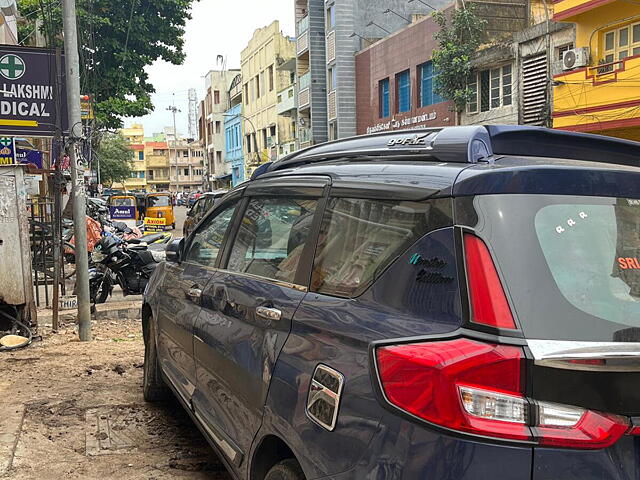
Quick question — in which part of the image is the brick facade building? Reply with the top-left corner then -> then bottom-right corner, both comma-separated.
355,14 -> 456,136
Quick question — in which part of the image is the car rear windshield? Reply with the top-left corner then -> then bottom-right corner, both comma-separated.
465,194 -> 640,342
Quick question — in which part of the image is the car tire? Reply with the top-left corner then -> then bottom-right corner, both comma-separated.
264,459 -> 305,480
143,319 -> 169,402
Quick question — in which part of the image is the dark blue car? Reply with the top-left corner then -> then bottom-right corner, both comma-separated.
142,125 -> 640,480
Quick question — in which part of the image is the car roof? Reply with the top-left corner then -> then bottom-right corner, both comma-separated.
233,126 -> 640,199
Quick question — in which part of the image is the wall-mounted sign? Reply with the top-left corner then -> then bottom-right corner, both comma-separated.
15,148 -> 43,169
0,45 -> 68,136
0,136 -> 15,165
366,111 -> 439,135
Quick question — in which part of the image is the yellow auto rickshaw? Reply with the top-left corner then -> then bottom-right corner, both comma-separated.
108,195 -> 139,222
144,192 -> 175,230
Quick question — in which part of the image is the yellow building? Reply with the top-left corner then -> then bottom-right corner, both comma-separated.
144,141 -> 171,192
553,0 -> 640,140
241,21 -> 296,179
117,124 -> 147,191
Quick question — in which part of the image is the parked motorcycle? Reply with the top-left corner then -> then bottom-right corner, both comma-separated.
88,235 -> 166,304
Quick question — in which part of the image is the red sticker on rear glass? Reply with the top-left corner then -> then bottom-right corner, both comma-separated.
618,257 -> 640,269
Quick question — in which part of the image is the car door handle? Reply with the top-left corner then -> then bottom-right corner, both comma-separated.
256,306 -> 282,321
187,288 -> 202,302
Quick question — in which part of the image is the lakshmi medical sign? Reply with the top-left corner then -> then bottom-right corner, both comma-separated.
0,45 -> 68,136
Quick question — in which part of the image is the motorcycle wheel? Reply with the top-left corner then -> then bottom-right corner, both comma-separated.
90,274 -> 112,304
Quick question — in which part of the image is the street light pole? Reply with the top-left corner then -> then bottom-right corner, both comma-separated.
167,103 -> 181,192
62,0 -> 91,341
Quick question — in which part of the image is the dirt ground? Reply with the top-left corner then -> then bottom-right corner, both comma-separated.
0,317 -> 231,479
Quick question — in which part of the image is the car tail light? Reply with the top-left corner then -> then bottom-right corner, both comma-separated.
376,338 -> 531,441
376,338 -> 631,449
464,234 -> 517,330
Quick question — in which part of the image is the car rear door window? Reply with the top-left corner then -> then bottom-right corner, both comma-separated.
185,201 -> 238,267
226,197 -> 318,284
311,198 -> 451,298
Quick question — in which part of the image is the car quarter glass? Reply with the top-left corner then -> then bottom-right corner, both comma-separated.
311,197 -> 452,297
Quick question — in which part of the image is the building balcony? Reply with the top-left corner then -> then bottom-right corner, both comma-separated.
298,15 -> 309,34
277,86 -> 297,116
298,72 -> 310,110
553,55 -> 640,135
299,127 -> 312,146
297,17 -> 309,56
328,90 -> 337,121
146,156 -> 169,168
326,30 -> 336,63
553,0 -> 616,20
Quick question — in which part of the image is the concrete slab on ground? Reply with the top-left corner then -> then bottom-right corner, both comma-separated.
0,404 -> 25,475
37,299 -> 142,326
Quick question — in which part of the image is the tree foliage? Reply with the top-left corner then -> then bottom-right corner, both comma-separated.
17,0 -> 197,129
97,132 -> 133,186
431,5 -> 486,116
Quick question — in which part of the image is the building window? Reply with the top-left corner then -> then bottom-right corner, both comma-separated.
214,90 -> 220,104
182,150 -> 189,157
418,61 -> 443,107
255,75 -> 261,98
329,121 -> 338,140
244,84 -> 249,105
215,121 -> 221,134
396,70 -> 411,113
328,67 -> 337,91
139,172 -> 145,178
326,5 -> 335,30
268,65 -> 274,91
138,151 -> 144,161
602,22 -> 640,70
184,168 -> 189,176
216,151 -> 222,163
556,43 -> 574,61
468,65 -> 512,114
379,78 -> 390,118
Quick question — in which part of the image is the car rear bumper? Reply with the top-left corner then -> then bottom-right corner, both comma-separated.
310,415 -> 533,480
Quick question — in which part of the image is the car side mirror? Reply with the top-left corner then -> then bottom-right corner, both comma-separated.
166,238 -> 184,264
186,208 -> 194,217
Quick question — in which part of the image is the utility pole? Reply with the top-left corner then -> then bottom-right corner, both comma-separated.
62,0 -> 92,341
167,102 -> 181,192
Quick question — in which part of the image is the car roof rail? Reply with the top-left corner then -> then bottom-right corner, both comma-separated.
254,125 -> 640,178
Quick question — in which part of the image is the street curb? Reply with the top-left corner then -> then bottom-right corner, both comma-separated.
37,301 -> 142,325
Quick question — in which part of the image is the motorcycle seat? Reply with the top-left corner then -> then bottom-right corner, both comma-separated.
129,233 -> 164,244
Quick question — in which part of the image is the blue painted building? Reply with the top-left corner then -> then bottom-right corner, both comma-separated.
224,103 -> 244,186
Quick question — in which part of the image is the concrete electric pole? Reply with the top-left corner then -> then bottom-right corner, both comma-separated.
167,102 -> 181,191
62,0 -> 92,341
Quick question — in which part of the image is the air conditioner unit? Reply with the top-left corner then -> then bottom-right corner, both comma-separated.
562,47 -> 590,71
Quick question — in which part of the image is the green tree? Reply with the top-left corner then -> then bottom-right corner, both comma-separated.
431,5 -> 486,122
17,0 -> 197,129
97,132 -> 133,186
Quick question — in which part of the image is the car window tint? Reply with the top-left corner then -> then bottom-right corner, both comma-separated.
185,201 -> 238,267
312,198 -> 450,298
227,197 -> 318,284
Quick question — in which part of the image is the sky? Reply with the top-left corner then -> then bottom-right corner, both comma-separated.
125,0 -> 295,138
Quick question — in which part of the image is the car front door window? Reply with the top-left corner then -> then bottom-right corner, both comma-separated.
186,201 -> 238,267
226,197 -> 318,284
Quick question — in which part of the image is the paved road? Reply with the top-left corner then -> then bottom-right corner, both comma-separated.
173,205 -> 188,238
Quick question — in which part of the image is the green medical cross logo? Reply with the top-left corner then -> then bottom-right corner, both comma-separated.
0,138 -> 12,148
0,54 -> 25,80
